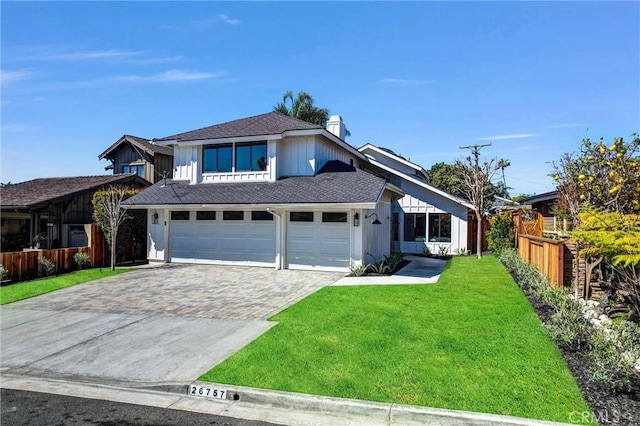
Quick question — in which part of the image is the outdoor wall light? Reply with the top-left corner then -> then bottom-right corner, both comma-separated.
365,212 -> 382,225
353,213 -> 360,227
152,212 -> 159,224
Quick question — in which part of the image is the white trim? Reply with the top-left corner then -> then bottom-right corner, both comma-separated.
128,202 -> 378,210
170,258 -> 276,268
359,143 -> 428,178
157,129 -> 368,162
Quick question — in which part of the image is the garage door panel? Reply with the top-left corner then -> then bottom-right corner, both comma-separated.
169,213 -> 275,265
287,216 -> 350,270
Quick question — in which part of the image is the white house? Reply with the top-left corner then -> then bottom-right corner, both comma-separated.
358,144 -> 473,256
125,112 -> 404,272
125,112 -> 473,271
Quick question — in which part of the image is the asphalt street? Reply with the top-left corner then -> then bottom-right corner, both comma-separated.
0,388 -> 279,426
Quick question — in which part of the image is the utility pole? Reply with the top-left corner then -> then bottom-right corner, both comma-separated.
459,142 -> 492,259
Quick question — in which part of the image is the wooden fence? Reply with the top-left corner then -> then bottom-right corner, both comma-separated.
1,224 -> 105,282
517,235 -> 566,289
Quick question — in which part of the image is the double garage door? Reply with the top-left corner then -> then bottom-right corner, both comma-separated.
168,210 -> 351,270
169,211 -> 276,266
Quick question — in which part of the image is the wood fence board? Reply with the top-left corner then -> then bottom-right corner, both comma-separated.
1,225 -> 104,282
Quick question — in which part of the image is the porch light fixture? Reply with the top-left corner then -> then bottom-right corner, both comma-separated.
365,212 -> 382,225
353,213 -> 360,227
152,213 -> 159,224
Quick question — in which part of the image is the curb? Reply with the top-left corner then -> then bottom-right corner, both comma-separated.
0,374 -> 574,426
195,381 -> 574,426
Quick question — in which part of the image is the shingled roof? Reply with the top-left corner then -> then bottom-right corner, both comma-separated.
125,161 -> 399,207
155,112 -> 323,143
99,134 -> 173,160
0,174 -> 149,210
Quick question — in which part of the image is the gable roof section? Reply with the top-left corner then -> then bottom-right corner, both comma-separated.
155,112 -> 322,143
359,143 -> 429,180
98,134 -> 174,160
125,161 -> 402,208
365,155 -> 473,209
0,174 -> 149,210
522,191 -> 558,204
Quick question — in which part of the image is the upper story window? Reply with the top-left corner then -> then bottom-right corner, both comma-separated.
123,164 -> 144,177
203,144 -> 233,173
202,142 -> 267,173
236,142 -> 267,172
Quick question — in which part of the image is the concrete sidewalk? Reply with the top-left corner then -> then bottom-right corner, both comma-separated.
333,255 -> 447,285
0,374 -> 572,426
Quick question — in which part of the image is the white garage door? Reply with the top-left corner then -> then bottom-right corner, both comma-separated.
169,211 -> 276,266
287,211 -> 350,271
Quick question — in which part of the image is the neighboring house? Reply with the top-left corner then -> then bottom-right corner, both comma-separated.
0,174 -> 149,252
358,144 -> 473,255
125,112 -> 406,271
521,191 -> 564,232
99,134 -> 174,184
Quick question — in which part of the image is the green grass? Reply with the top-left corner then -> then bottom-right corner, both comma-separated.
201,255 -> 593,423
0,268 -> 132,305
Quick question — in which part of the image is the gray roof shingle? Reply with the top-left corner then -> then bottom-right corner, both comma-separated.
155,112 -> 322,143
125,161 -> 388,206
1,174 -> 149,210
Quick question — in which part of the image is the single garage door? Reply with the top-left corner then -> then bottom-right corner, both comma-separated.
287,211 -> 350,270
169,210 -> 276,266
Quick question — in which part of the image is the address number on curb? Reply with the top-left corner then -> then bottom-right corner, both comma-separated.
189,385 -> 227,399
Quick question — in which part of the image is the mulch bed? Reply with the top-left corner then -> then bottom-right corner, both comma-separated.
517,281 -> 640,425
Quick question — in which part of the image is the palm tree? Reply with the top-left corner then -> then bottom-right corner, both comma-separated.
274,91 -> 329,126
497,158 -> 511,192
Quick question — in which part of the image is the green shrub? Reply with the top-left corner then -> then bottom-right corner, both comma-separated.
370,260 -> 392,275
437,245 -> 449,256
37,257 -> 55,277
545,296 -> 594,350
73,252 -> 90,269
349,263 -> 368,277
423,246 -> 431,256
384,252 -> 405,272
0,264 -> 7,281
487,213 -> 515,254
588,321 -> 640,392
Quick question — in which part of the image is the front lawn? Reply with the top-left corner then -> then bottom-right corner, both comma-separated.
0,268 -> 132,305
201,255 -> 593,423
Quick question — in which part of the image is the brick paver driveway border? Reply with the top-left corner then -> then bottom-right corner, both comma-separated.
7,264 -> 345,320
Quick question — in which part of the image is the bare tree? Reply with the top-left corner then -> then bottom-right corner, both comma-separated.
92,186 -> 132,271
457,144 -> 502,259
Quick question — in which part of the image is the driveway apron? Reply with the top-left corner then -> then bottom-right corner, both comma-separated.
0,264 -> 343,387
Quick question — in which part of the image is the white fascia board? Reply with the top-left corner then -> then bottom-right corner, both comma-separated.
159,129 -> 329,148
383,182 -> 406,203
370,158 -> 474,209
125,202 -> 377,210
358,143 -> 427,176
154,139 -> 178,147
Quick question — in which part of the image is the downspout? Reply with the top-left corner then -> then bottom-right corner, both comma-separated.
266,208 -> 282,270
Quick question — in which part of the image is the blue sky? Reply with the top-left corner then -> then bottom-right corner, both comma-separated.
2,1 -> 638,196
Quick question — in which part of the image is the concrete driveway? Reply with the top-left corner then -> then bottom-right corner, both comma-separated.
0,265 -> 343,388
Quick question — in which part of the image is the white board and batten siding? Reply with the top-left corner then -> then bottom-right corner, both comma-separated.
362,193 -> 392,263
147,209 -> 167,261
395,180 -> 468,255
173,146 -> 200,183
